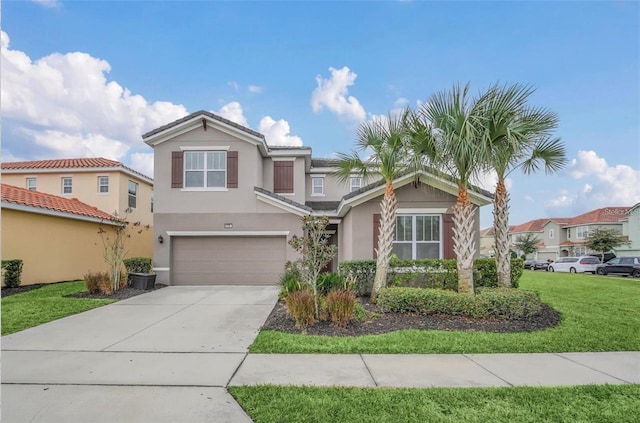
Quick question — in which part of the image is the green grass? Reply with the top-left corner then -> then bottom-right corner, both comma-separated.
230,384 -> 640,423
1,281 -> 115,335
250,272 -> 640,353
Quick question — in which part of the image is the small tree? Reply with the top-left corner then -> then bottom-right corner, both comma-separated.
288,215 -> 337,319
585,227 -> 628,262
513,233 -> 541,257
98,208 -> 150,292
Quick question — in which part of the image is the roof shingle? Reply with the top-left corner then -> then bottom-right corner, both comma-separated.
1,157 -> 152,181
1,184 -> 117,222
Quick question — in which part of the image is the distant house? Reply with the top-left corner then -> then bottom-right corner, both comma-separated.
1,158 -> 154,227
1,184 -> 131,285
617,203 -> 640,257
478,227 -> 495,257
510,206 -> 631,261
143,110 -> 493,286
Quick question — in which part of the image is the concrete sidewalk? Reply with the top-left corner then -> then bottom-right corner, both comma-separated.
230,351 -> 639,388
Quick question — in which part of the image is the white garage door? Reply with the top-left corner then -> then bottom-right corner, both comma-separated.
172,236 -> 286,285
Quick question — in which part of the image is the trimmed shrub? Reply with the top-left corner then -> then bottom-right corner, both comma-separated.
83,271 -> 112,295
337,260 -> 376,296
1,259 -> 24,288
376,287 -> 542,319
284,290 -> 316,330
123,257 -> 152,274
326,289 -> 356,328
339,258 -> 525,293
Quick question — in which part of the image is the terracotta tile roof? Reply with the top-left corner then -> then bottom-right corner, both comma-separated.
1,157 -> 152,182
1,184 -> 117,222
564,207 -> 630,226
510,218 -> 551,233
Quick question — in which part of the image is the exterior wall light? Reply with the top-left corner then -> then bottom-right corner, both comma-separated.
158,235 -> 164,244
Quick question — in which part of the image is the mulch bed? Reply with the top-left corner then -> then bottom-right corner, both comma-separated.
1,282 -> 166,300
262,299 -> 561,336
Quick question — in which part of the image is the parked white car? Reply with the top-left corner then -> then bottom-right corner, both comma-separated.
548,256 -> 601,274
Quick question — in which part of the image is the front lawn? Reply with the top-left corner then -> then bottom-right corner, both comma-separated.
230,384 -> 640,423
1,281 -> 115,335
250,271 -> 640,353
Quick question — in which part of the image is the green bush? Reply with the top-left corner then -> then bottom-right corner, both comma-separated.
284,290 -> 316,330
279,263 -> 304,298
339,258 -> 525,294
317,272 -> 350,294
123,257 -> 152,274
376,287 -> 542,319
326,289 -> 356,328
1,259 -> 24,288
83,271 -> 112,294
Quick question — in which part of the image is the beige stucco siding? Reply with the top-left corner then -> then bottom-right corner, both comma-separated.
1,209 -> 152,286
153,126 -> 265,214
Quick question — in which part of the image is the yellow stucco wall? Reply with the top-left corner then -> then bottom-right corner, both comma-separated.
1,208 -> 153,286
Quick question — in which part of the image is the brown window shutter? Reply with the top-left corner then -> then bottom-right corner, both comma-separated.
373,213 -> 381,259
227,151 -> 238,188
274,161 -> 294,193
443,213 -> 455,259
171,151 -> 184,188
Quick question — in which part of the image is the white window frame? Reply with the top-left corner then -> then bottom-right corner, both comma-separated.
62,177 -> 72,195
311,176 -> 324,196
350,177 -> 362,192
566,228 -> 571,239
98,176 -> 109,194
26,178 -> 36,191
392,214 -> 442,260
128,181 -> 138,209
577,226 -> 589,239
183,151 -> 227,190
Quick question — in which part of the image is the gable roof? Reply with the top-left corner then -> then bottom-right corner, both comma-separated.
1,183 -> 118,224
564,207 -> 630,226
142,110 -> 264,140
1,158 -> 153,184
510,217 -> 568,233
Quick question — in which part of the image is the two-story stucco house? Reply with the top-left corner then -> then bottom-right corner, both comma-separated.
143,110 -> 492,286
1,158 -> 154,227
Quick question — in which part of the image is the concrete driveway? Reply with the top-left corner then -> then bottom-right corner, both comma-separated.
1,285 -> 279,423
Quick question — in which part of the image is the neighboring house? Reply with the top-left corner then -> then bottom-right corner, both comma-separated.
609,203 -> 639,257
1,184 -> 134,285
1,158 -> 154,227
510,206 -> 631,261
143,110 -> 493,286
478,227 -> 495,258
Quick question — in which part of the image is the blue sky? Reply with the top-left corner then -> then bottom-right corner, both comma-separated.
2,0 -> 639,228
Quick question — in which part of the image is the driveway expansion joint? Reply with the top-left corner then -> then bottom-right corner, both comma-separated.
359,354 -> 379,387
462,354 -> 514,387
553,352 -> 634,384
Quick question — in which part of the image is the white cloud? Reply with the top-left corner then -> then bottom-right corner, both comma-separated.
130,152 -> 154,178
311,66 -> 366,121
473,170 -> 513,193
582,183 -> 592,194
524,195 -> 535,202
227,81 -> 240,91
216,101 -> 249,127
31,0 -> 60,8
394,97 -> 409,107
0,30 -> 188,164
546,193 -> 574,208
258,116 -> 303,146
248,85 -> 263,94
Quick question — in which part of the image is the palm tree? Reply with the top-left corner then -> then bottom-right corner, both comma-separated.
479,83 -> 567,288
417,84 -> 490,294
335,109 -> 424,300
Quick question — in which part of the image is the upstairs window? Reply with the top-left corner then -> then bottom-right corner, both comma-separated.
311,177 -> 324,196
350,177 -> 362,192
392,215 -> 441,259
26,178 -> 36,191
577,226 -> 589,239
548,229 -> 554,239
98,176 -> 109,193
566,228 -> 571,239
274,161 -> 294,194
128,181 -> 138,208
185,151 -> 226,188
62,177 -> 72,194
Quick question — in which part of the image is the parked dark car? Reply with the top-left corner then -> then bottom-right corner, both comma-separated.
595,256 -> 640,277
588,252 -> 616,263
523,259 -> 549,271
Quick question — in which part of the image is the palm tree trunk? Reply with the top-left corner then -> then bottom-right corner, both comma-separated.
494,178 -> 512,288
371,181 -> 397,301
453,184 -> 476,294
